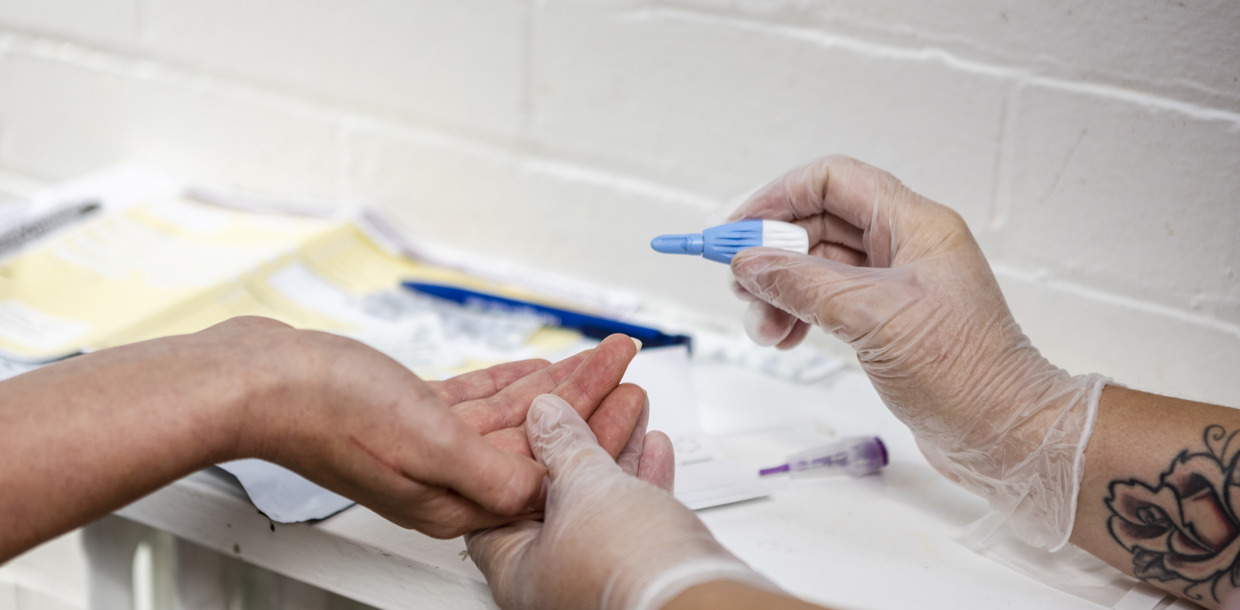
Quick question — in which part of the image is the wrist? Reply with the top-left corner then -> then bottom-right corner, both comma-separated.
223,327 -> 329,462
954,370 -> 1108,550
663,579 -> 822,610
59,330 -> 259,467
188,333 -> 275,464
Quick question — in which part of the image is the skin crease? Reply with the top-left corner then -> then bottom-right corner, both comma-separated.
0,315 -> 648,561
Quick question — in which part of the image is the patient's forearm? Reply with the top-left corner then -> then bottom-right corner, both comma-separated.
1072,386 -> 1240,609
0,332 -> 248,561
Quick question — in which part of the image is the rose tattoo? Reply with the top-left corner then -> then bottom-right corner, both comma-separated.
1107,425 -> 1240,603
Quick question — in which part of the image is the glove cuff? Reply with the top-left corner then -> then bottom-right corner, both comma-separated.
1007,373 -> 1109,550
623,558 -> 780,610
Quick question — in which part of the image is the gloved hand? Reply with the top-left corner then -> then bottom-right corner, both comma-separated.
728,155 -> 1107,550
466,394 -> 777,610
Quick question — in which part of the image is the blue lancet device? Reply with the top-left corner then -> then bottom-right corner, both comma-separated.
651,219 -> 809,264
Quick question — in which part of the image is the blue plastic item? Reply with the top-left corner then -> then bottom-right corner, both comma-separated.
651,219 -> 808,264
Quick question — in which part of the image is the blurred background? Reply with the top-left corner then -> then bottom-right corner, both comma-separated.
0,1 -> 1236,608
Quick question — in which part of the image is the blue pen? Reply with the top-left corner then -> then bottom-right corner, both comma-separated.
401,282 -> 692,350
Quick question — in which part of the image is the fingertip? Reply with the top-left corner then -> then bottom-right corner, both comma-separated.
526,393 -> 600,468
550,334 -> 639,414
527,393 -> 574,434
730,248 -> 796,291
728,278 -> 759,302
588,383 -> 649,459
729,248 -> 756,272
637,430 -> 676,493
743,301 -> 795,347
616,396 -> 652,475
601,332 -> 640,357
467,447 -> 548,517
774,321 -> 811,350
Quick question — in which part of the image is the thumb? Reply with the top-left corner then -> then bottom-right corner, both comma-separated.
731,248 -> 921,344
526,394 -> 618,479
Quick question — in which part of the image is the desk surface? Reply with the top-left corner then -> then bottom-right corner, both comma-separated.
116,359 -> 1113,610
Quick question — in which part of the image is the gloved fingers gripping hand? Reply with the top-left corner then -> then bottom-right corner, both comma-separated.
467,394 -> 774,610
727,155 -> 1108,550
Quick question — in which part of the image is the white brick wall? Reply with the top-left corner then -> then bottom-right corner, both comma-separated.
0,1 -> 1237,605
0,43 -> 342,197
0,0 -> 140,51
142,0 -> 529,140
529,4 -> 1009,209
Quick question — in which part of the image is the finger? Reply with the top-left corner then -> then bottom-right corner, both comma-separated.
616,399 -> 651,476
551,334 -> 639,421
587,383 -> 649,459
465,519 -> 540,559
430,359 -> 550,405
307,451 -> 543,538
742,300 -> 799,347
730,278 -> 761,302
383,483 -> 544,538
728,155 -> 888,229
426,420 -> 550,517
637,431 -> 676,493
732,249 -> 920,343
453,350 -> 591,435
774,320 -> 811,351
525,394 -> 615,477
464,520 -> 542,603
806,211 -> 867,253
809,241 -> 868,267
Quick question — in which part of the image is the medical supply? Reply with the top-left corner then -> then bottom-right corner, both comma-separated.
759,436 -> 888,478
650,219 -> 809,264
401,281 -> 692,349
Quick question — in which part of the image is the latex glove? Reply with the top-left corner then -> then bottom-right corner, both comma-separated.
467,394 -> 777,610
226,317 -> 646,538
728,155 -> 1107,550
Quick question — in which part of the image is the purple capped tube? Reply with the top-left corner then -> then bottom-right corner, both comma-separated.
759,436 -> 889,478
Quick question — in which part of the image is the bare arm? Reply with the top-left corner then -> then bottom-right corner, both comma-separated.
0,323 -> 251,559
665,581 -> 832,610
0,316 -> 647,562
1072,386 -> 1240,608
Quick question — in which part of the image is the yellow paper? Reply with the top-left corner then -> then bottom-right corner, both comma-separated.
0,192 -> 587,378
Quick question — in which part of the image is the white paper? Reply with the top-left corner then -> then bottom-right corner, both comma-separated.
674,458 -> 771,510
621,344 -> 701,441
624,345 -> 771,509
217,459 -> 354,523
0,299 -> 91,353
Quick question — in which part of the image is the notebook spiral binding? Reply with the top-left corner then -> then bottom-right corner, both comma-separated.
0,201 -> 101,259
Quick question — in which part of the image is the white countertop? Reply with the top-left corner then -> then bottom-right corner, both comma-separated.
115,359 -> 1116,610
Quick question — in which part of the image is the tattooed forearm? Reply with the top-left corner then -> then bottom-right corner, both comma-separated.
1106,425 -> 1240,604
